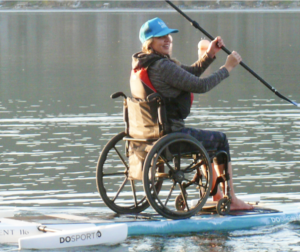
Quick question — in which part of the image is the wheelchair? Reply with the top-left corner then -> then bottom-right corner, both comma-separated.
96,91 -> 232,220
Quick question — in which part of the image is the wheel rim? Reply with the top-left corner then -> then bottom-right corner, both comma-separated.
143,133 -> 212,219
96,132 -> 149,214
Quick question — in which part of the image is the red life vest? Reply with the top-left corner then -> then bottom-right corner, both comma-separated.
130,68 -> 193,120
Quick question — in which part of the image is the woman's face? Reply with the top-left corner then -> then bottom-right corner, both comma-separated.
151,35 -> 172,56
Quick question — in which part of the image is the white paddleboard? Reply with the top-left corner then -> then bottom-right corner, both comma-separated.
0,218 -> 128,248
0,218 -> 97,243
0,208 -> 15,218
18,223 -> 127,250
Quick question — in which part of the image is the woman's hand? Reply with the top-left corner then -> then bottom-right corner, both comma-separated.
222,51 -> 242,73
206,36 -> 224,58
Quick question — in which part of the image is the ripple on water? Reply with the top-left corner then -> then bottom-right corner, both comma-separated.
0,99 -> 299,208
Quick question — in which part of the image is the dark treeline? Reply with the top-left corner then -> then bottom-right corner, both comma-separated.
1,1 -> 299,9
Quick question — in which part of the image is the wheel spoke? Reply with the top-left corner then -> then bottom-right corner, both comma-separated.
182,163 -> 195,172
164,181 -> 176,206
126,196 -> 148,209
179,183 -> 189,211
183,176 -> 208,188
113,146 -> 129,170
183,160 -> 202,173
103,171 -> 127,177
130,180 -> 138,207
182,177 -> 198,186
112,177 -> 128,202
175,143 -> 181,170
160,155 -> 176,172
155,176 -> 169,182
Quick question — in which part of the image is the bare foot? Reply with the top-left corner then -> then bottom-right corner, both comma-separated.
230,196 -> 254,211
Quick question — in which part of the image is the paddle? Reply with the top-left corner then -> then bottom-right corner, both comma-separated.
165,0 -> 299,107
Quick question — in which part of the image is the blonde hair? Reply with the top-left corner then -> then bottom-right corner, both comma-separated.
141,38 -> 180,65
142,38 -> 154,54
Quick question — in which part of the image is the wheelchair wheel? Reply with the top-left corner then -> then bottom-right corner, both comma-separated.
216,197 -> 231,215
96,132 -> 150,214
143,133 -> 212,219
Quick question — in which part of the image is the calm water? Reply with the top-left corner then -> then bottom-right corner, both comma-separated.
0,9 -> 300,251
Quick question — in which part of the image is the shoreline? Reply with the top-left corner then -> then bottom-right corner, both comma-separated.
2,1 -> 300,13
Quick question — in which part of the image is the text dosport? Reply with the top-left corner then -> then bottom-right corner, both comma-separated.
60,230 -> 102,244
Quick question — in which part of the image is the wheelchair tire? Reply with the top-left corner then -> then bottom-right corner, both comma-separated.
143,133 -> 212,219
96,132 -> 150,214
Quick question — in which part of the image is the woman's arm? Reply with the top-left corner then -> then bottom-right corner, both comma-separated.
179,36 -> 225,77
152,58 -> 229,94
149,50 -> 241,95
180,52 -> 214,77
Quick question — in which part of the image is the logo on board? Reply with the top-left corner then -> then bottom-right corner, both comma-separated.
59,230 -> 102,244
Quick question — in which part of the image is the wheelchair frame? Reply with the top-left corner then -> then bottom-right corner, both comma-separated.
96,92 -> 232,219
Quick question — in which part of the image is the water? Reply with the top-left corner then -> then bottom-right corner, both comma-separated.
0,9 -> 300,251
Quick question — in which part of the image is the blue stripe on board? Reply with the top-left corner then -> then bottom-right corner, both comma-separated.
125,211 -> 300,236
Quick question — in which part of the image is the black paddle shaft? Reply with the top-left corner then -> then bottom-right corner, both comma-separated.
165,0 -> 299,107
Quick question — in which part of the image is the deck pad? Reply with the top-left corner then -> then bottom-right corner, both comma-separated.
200,204 -> 281,216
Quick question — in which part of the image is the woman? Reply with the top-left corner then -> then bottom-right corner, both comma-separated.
130,17 -> 253,210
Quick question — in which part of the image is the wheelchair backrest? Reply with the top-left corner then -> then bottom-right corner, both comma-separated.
110,91 -> 170,139
125,93 -> 169,139
126,65 -> 173,139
